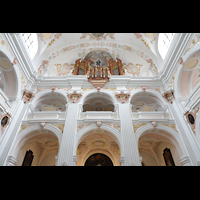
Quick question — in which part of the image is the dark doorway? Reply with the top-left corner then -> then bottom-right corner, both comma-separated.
163,148 -> 175,166
22,150 -> 34,166
84,153 -> 113,166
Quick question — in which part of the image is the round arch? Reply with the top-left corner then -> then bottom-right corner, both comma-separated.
0,45 -> 21,101
31,88 -> 68,108
9,124 -> 62,159
80,88 -> 118,106
174,42 -> 200,100
82,150 -> 116,166
129,88 -> 166,106
135,123 -> 188,159
73,123 -> 124,158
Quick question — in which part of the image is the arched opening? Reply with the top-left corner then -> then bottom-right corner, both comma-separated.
0,51 -> 19,103
15,128 -> 59,166
76,128 -> 121,166
25,91 -> 68,120
130,92 -> 164,112
130,91 -> 170,119
158,33 -> 175,60
34,94 -> 67,112
138,128 -> 182,166
20,33 -> 38,59
84,153 -> 113,166
178,52 -> 200,99
82,92 -> 115,112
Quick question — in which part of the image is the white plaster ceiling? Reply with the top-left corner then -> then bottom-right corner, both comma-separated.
32,33 -> 163,77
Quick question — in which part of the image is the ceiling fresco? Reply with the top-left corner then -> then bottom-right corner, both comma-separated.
80,33 -> 115,40
34,33 -> 162,77
84,50 -> 113,67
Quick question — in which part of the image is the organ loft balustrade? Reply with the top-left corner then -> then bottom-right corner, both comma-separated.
73,58 -> 124,88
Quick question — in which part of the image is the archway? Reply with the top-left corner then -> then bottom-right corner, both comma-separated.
136,125 -> 185,166
15,129 -> 59,166
82,92 -> 115,112
130,91 -> 165,112
84,153 -> 113,166
0,50 -> 21,103
9,124 -> 62,166
75,127 -> 122,166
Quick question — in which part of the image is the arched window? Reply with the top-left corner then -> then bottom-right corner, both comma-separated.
158,33 -> 175,59
21,33 -> 38,59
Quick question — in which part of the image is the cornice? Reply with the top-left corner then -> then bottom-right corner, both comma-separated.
2,33 -> 36,82
159,33 -> 196,85
2,33 -> 196,90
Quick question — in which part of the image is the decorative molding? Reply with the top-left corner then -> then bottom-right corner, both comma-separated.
38,60 -> 49,75
0,112 -> 11,135
151,121 -> 158,128
96,121 -> 102,128
161,123 -> 178,133
178,57 -> 184,65
18,124 -> 34,134
119,156 -> 125,166
6,156 -> 18,166
115,91 -> 130,103
141,86 -> 146,92
51,86 -> 56,92
12,58 -> 18,65
67,91 -> 82,103
133,123 -> 147,132
77,124 -> 92,132
184,107 -> 199,134
80,33 -> 115,40
47,33 -> 62,48
107,123 -> 121,132
162,89 -> 175,104
22,90 -> 35,103
52,124 -> 65,133
179,156 -> 191,166
40,122 -> 46,129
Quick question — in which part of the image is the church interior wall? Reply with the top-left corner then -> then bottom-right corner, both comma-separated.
1,33 -> 200,166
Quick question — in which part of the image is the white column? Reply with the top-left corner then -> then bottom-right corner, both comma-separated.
169,100 -> 200,166
57,103 -> 79,166
119,103 -> 141,166
0,100 -> 30,166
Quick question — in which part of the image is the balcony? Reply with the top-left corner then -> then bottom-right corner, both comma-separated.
80,111 -> 118,120
24,111 -> 66,123
132,111 -> 172,123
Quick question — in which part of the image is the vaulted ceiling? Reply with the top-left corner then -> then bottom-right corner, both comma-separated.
32,33 -> 164,77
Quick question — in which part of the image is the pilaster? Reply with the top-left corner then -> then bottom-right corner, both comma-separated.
6,156 -> 18,166
119,103 -> 141,166
0,100 -> 30,166
168,100 -> 200,165
57,103 -> 79,166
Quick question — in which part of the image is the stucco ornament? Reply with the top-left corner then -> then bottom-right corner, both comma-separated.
96,121 -> 102,128
115,91 -> 130,103
12,58 -> 18,65
40,122 -> 46,129
184,107 -> 199,134
151,121 -> 158,129
162,85 -> 175,104
22,90 -> 35,103
67,91 -> 82,103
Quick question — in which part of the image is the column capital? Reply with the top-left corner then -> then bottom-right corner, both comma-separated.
73,155 -> 78,166
119,156 -> 125,166
179,156 -> 191,166
6,156 -> 18,166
